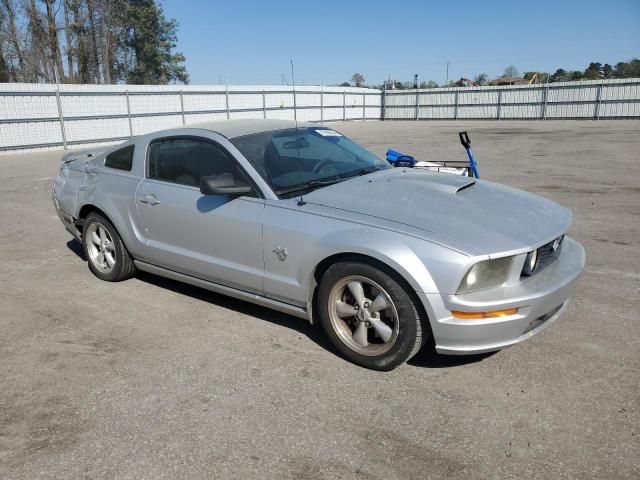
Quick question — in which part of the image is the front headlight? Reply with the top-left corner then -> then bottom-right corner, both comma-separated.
457,256 -> 513,294
522,249 -> 539,276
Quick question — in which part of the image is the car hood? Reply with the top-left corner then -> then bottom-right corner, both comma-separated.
303,168 -> 571,256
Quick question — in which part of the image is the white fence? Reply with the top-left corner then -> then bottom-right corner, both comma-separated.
383,78 -> 640,120
0,84 -> 382,154
1,79 -> 639,155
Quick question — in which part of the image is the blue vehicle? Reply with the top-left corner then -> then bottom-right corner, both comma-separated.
386,131 -> 480,178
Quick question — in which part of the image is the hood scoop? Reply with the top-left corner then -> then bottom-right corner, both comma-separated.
455,179 -> 476,193
387,171 -> 476,194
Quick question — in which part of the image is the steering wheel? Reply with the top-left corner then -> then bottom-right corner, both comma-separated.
312,158 -> 337,174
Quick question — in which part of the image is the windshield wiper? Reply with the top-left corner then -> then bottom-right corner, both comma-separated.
275,178 -> 344,196
275,167 -> 385,197
340,166 -> 382,179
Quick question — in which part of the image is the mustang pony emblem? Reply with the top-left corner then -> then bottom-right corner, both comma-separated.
272,247 -> 288,261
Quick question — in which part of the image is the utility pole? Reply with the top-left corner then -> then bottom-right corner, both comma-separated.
445,61 -> 449,87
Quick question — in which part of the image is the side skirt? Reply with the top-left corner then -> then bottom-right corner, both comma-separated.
133,260 -> 310,321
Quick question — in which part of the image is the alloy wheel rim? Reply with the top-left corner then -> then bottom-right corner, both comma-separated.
86,222 -> 116,273
327,275 -> 399,356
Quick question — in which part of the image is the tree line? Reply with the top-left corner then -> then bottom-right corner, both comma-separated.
0,0 -> 188,84
345,58 -> 640,89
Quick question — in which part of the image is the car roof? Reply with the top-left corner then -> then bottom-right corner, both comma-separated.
180,119 -> 320,139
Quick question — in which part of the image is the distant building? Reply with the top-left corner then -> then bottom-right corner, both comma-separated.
489,76 -> 529,86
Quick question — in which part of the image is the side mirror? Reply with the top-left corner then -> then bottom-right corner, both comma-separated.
199,174 -> 252,196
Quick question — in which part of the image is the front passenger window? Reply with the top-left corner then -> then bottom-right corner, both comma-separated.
148,138 -> 244,188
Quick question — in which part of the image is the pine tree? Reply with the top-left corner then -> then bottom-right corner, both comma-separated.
583,62 -> 602,80
125,0 -> 189,84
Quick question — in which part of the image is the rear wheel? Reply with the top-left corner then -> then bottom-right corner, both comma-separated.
82,213 -> 136,282
318,261 -> 426,370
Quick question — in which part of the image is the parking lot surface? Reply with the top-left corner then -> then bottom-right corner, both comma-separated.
1,120 -> 638,479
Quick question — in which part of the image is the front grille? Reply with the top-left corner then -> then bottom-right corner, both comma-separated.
538,235 -> 564,265
521,235 -> 564,277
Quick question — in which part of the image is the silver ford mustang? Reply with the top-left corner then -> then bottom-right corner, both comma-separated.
53,119 -> 585,370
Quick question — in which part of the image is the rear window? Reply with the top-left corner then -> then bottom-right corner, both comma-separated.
105,145 -> 135,171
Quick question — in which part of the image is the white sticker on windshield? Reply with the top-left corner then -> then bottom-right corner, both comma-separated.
314,129 -> 342,137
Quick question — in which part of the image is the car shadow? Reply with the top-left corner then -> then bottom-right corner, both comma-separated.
66,239 -> 85,259
66,237 -> 332,353
408,340 -> 495,368
138,271 -> 494,369
135,270 -> 336,354
66,237 -> 492,370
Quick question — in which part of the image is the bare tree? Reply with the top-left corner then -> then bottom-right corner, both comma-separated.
70,0 -> 89,82
503,65 -> 519,77
0,42 -> 8,81
0,7 -> 9,81
474,73 -> 488,85
1,0 -> 189,84
86,0 -> 101,82
63,0 -> 74,81
1,0 -> 24,73
42,0 -> 65,80
351,72 -> 365,87
100,0 -> 114,83
26,0 -> 51,81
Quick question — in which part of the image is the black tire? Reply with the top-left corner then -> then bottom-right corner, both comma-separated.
82,212 -> 136,282
317,261 -> 427,371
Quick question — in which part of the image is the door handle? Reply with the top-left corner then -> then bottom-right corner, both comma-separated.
139,194 -> 160,206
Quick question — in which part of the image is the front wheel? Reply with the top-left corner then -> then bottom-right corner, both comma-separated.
317,261 -> 427,371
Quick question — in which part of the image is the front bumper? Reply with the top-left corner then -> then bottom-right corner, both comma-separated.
420,236 -> 585,355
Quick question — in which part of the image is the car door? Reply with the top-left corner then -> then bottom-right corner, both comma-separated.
135,135 -> 265,294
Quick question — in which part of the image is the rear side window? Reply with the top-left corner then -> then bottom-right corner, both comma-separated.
105,145 -> 135,171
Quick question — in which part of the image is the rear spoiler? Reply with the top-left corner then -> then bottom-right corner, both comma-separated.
61,146 -> 111,163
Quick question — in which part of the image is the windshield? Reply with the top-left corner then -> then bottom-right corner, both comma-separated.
231,127 -> 391,196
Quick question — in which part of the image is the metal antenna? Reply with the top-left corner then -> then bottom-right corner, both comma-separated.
291,60 -> 297,125
291,59 -> 305,206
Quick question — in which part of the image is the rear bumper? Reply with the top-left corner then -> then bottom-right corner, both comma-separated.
52,187 -> 81,241
420,237 -> 585,355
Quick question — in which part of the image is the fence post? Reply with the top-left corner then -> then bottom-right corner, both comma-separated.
594,81 -> 604,119
542,84 -> 549,120
179,90 -> 185,125
54,85 -> 67,149
496,89 -> 502,120
125,90 -> 133,136
320,86 -> 324,123
292,85 -> 297,122
381,84 -> 386,120
362,91 -> 366,121
415,90 -> 420,120
343,90 -> 346,121
454,89 -> 459,120
225,84 -> 230,119
262,89 -> 267,119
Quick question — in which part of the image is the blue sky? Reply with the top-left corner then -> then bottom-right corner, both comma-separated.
161,0 -> 640,86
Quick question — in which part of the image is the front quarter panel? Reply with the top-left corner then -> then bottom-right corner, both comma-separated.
262,200 -> 470,309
